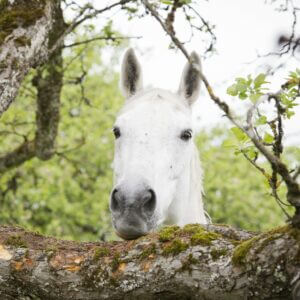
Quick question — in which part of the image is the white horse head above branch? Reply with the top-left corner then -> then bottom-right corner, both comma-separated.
110,49 -> 208,240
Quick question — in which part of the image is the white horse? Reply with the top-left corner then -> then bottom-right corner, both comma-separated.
110,49 -> 208,240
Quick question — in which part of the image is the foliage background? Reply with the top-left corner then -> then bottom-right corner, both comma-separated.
0,36 -> 298,241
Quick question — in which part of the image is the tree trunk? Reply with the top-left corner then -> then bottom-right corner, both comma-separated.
0,0 -> 60,115
0,224 -> 299,299
0,0 -> 64,173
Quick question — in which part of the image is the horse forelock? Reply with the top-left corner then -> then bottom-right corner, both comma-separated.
118,88 -> 190,117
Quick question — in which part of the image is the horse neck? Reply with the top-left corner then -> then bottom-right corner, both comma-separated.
166,143 -> 207,226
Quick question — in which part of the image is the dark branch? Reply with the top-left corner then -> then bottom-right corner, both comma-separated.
63,35 -> 141,48
0,0 -> 64,172
49,0 -> 132,55
142,0 -> 300,226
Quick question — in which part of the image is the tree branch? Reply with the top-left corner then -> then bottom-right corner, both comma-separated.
0,224 -> 299,299
49,0 -> 132,56
0,0 -> 64,171
142,0 -> 300,226
0,0 -> 57,115
0,141 -> 35,173
33,2 -> 64,161
63,35 -> 142,48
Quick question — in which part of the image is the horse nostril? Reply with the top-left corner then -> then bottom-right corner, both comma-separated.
142,189 -> 156,214
111,189 -> 121,212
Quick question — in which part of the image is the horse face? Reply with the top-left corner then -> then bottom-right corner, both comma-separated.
110,49 -> 201,240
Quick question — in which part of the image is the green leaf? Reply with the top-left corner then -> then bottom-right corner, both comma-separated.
231,127 -> 249,142
249,93 -> 262,102
161,0 -> 173,4
254,73 -> 266,88
286,110 -> 295,119
246,74 -> 253,86
227,84 -> 238,96
263,133 -> 274,143
238,92 -> 248,100
234,149 -> 242,156
222,139 -> 236,148
235,80 -> 248,93
256,115 -> 267,125
244,147 -> 257,160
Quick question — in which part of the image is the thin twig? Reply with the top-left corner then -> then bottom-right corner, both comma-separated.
141,0 -> 300,222
293,167 -> 300,181
63,35 -> 141,48
49,0 -> 132,56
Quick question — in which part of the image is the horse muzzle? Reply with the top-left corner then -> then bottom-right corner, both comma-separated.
110,184 -> 157,240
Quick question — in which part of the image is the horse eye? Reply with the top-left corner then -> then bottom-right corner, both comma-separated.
113,127 -> 121,139
180,129 -> 192,141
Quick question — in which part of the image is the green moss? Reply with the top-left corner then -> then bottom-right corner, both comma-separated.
45,245 -> 57,252
0,61 -> 6,69
180,253 -> 198,272
232,225 -> 300,266
210,248 -> 228,260
272,225 -> 300,241
109,277 -> 119,287
232,236 -> 259,266
14,36 -> 31,47
250,225 -> 300,255
4,234 -> 27,248
0,0 -> 9,11
139,243 -> 156,260
255,225 -> 300,255
191,231 -> 220,246
182,223 -> 205,234
93,247 -> 109,260
110,253 -> 120,272
45,245 -> 57,260
158,225 -> 180,242
0,0 -> 45,45
162,238 -> 188,256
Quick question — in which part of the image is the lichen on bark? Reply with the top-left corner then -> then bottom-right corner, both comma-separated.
0,0 -> 56,115
0,0 -> 64,172
0,224 -> 299,299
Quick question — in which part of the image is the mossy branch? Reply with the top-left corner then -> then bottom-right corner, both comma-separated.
0,0 -> 64,171
0,224 -> 299,299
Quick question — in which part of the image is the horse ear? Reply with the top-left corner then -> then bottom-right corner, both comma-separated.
178,52 -> 201,105
120,48 -> 143,98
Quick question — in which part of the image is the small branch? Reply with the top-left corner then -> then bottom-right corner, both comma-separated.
141,0 -> 190,59
49,0 -> 132,56
63,35 -> 141,48
241,150 -> 266,176
142,0 -> 300,225
187,4 -> 216,54
142,0 -> 232,118
0,141 -> 35,173
257,4 -> 300,58
293,167 -> 300,181
241,149 -> 291,219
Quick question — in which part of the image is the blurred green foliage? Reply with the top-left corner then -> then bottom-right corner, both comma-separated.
0,41 -> 123,241
196,129 -> 296,232
0,41 -> 298,241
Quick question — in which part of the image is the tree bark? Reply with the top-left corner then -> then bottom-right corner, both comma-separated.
0,0 -> 59,115
0,0 -> 64,173
0,224 -> 299,300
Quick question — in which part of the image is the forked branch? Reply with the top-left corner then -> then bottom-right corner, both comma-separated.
141,0 -> 300,226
